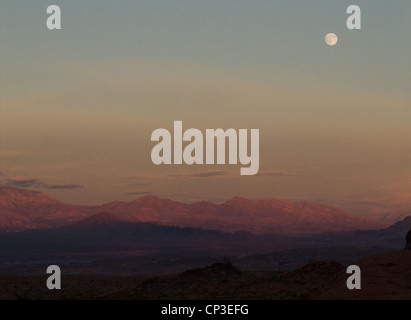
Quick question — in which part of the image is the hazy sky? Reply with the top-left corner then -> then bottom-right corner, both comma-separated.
1,1 -> 410,217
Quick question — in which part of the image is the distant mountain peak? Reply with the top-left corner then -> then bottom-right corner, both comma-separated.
133,195 -> 160,202
0,186 -> 56,199
383,215 -> 411,232
131,195 -> 181,209
223,196 -> 255,205
0,186 -> 63,207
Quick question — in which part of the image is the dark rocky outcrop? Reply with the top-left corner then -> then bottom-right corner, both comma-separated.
406,229 -> 411,250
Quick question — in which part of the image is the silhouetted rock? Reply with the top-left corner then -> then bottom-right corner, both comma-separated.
406,229 -> 411,250
181,262 -> 242,278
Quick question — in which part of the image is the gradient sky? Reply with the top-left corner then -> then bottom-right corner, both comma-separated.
1,1 -> 410,217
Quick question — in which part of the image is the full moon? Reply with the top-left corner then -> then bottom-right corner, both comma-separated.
325,33 -> 338,46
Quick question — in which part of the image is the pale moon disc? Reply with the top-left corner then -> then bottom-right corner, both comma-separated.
325,33 -> 338,46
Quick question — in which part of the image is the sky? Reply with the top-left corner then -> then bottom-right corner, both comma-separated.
1,1 -> 411,218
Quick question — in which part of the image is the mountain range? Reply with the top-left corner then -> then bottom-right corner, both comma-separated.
0,186 -> 382,234
1,186 -> 411,276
